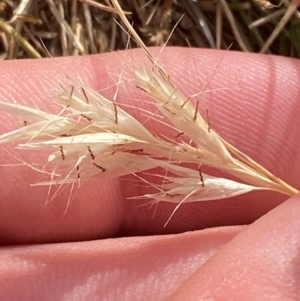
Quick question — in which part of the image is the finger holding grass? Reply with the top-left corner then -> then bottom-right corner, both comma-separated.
0,48 -> 299,245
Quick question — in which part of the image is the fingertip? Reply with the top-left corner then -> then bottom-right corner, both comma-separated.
169,193 -> 300,300
0,49 -> 299,244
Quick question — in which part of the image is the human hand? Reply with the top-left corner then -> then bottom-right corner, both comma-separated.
0,48 -> 299,300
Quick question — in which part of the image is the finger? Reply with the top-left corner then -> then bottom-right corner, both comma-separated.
0,49 -> 299,244
169,194 -> 300,301
0,226 -> 243,301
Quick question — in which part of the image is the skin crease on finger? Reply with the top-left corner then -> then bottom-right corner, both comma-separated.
0,48 -> 300,245
1,195 -> 300,300
0,227 -> 244,301
169,193 -> 300,301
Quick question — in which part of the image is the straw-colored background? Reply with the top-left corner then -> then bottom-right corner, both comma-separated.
0,0 -> 299,59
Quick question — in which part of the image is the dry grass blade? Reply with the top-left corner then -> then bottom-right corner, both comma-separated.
216,2 -> 223,49
0,17 -> 41,58
187,0 -> 215,48
219,0 -> 251,52
252,0 -> 282,9
248,8 -> 286,29
9,0 -> 32,22
82,3 -> 96,54
79,0 -> 131,15
260,0 -> 300,53
45,0 -> 85,54
1,0 -> 299,58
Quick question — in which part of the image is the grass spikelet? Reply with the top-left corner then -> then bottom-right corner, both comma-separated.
0,0 -> 298,216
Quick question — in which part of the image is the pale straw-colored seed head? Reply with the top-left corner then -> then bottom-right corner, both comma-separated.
0,0 -> 298,218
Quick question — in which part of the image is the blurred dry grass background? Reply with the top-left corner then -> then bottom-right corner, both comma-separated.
0,0 -> 300,60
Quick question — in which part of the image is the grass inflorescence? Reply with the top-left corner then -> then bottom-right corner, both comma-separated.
0,0 -> 298,219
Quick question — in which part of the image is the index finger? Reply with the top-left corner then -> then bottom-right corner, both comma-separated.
0,48 -> 299,245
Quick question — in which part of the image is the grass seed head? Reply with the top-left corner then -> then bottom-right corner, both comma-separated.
0,0 -> 298,219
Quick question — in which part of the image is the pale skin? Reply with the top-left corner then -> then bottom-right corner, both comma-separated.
0,48 -> 300,300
